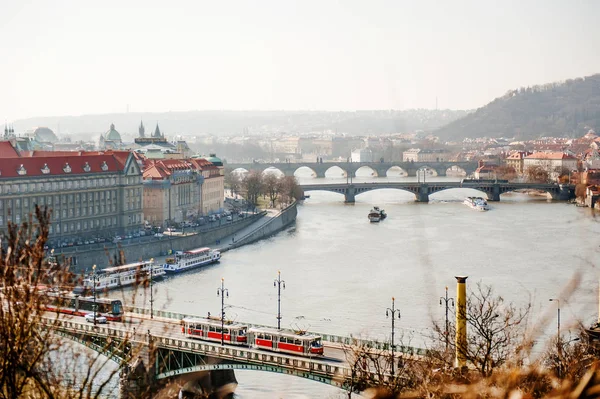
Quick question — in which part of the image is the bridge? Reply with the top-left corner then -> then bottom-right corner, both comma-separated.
300,181 -> 576,203
43,305 -> 425,398
225,161 -> 479,178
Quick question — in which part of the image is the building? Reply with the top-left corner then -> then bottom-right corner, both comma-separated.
0,142 -> 144,249
132,121 -> 189,159
351,148 -> 373,162
473,160 -> 499,179
141,153 -> 225,225
523,152 -> 578,180
99,123 -> 124,150
504,151 -> 532,175
402,148 -> 449,162
193,155 -> 225,215
142,159 -> 204,225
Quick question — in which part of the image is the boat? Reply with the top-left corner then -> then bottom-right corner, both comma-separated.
373,206 -> 387,220
368,209 -> 381,222
463,196 -> 490,211
76,260 -> 165,292
162,247 -> 221,274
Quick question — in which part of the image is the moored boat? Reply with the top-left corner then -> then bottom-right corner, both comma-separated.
163,247 -> 221,274
76,260 -> 165,293
463,196 -> 490,211
374,206 -> 387,220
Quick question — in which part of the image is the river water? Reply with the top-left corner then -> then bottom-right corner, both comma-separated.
143,172 -> 600,398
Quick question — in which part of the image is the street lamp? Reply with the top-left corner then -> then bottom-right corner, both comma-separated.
440,286 -> 455,350
549,298 -> 561,341
274,271 -> 286,330
92,264 -> 97,326
216,278 -> 229,346
149,258 -> 154,319
386,297 -> 401,376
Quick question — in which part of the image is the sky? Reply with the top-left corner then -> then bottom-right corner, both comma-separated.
1,0 -> 599,121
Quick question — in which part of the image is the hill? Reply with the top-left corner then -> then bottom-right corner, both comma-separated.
436,73 -> 600,141
12,109 -> 469,141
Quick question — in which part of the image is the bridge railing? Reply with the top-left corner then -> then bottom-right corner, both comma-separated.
123,305 -> 429,356
41,316 -> 354,384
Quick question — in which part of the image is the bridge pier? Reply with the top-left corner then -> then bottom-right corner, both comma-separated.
416,185 -> 429,203
488,185 -> 501,202
551,184 -> 575,201
345,185 -> 356,203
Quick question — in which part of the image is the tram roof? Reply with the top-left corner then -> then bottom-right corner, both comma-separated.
248,327 -> 322,340
182,317 -> 247,328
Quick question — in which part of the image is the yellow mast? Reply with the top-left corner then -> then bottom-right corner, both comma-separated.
455,276 -> 468,368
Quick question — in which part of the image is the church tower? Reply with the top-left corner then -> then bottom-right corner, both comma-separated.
153,123 -> 162,138
139,120 -> 145,138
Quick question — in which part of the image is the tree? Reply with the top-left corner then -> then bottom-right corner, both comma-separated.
525,165 -> 550,183
241,170 -> 263,206
495,165 -> 517,181
0,207 -> 157,398
224,171 -> 242,198
262,173 -> 282,208
279,176 -> 303,205
432,282 -> 531,377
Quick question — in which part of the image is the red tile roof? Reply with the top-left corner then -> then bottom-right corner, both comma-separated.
525,152 -> 577,160
0,155 -> 121,178
0,141 -> 21,158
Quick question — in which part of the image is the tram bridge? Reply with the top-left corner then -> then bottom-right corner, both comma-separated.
300,181 -> 575,203
225,161 -> 478,178
43,306 -> 425,397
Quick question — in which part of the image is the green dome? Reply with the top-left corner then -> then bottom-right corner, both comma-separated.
104,123 -> 122,142
194,153 -> 222,166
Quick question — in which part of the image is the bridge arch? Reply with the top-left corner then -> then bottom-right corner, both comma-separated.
446,165 -> 467,177
324,166 -> 348,179
385,166 -> 408,177
417,166 -> 438,177
262,166 -> 285,177
352,187 -> 419,201
157,362 -> 350,389
428,187 -> 491,201
293,166 -> 318,178
355,165 -> 378,177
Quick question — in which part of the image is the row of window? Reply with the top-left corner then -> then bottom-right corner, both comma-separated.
0,176 -> 139,194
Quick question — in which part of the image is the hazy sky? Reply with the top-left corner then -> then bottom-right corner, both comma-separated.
1,0 -> 599,121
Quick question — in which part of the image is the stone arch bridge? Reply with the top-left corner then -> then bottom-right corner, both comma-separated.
226,161 -> 478,178
300,181 -> 575,203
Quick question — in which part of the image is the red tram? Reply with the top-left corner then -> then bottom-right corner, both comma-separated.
43,292 -> 124,322
248,327 -> 324,356
181,318 -> 324,357
182,318 -> 248,345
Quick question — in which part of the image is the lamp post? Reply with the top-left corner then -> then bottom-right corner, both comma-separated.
216,278 -> 229,346
92,264 -> 97,326
440,286 -> 455,350
386,297 -> 401,376
149,258 -> 154,319
274,271 -> 286,330
549,298 -> 561,342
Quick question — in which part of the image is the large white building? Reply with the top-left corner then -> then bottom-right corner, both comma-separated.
523,152 -> 578,180
351,148 -> 373,162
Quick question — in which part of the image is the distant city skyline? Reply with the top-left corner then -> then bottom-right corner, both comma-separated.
1,0 -> 599,121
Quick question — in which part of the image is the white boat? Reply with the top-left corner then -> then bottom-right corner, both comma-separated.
163,247 -> 221,274
368,209 -> 381,222
373,206 -> 387,220
79,260 -> 165,292
463,196 -> 490,211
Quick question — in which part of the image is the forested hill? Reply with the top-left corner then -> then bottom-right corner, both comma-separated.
436,73 -> 600,141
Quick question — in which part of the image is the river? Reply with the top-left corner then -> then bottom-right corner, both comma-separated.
141,172 -> 600,398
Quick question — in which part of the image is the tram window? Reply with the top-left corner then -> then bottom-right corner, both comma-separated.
280,337 -> 288,343
295,339 -> 302,345
209,326 -> 216,332
238,329 -> 246,335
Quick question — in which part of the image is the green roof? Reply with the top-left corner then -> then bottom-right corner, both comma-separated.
104,123 -> 122,142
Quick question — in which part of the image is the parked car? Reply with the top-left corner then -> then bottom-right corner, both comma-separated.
226,216 -> 233,221
154,233 -> 164,238
84,312 -> 107,324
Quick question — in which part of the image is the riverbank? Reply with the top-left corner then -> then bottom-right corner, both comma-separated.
60,202 -> 298,273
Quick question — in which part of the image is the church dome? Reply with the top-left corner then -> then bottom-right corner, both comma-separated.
104,123 -> 122,142
33,127 -> 58,143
